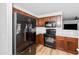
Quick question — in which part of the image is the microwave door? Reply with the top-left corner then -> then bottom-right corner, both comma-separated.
46,23 -> 52,27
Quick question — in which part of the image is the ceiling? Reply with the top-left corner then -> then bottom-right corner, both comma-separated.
13,3 -> 79,20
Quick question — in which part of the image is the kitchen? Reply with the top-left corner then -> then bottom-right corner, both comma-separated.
36,15 -> 78,55
12,3 -> 79,55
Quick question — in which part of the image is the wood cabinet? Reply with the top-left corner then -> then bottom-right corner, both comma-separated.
36,18 -> 45,27
36,19 -> 39,27
36,16 -> 60,27
64,37 -> 78,54
36,35 -> 39,45
56,36 -> 65,51
36,34 -> 44,45
39,18 -> 45,27
56,36 -> 78,54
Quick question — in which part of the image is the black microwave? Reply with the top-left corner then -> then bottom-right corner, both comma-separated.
64,24 -> 77,30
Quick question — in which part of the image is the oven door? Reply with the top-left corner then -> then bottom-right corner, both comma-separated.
44,34 -> 56,48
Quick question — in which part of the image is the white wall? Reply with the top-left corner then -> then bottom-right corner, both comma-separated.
0,3 -> 12,55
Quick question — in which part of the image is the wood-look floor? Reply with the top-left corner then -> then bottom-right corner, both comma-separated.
36,44 -> 73,55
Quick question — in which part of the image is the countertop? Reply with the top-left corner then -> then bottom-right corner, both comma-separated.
36,27 -> 79,38
36,27 -> 46,35
56,29 -> 79,38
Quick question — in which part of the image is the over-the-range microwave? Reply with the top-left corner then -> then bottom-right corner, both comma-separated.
45,21 -> 56,28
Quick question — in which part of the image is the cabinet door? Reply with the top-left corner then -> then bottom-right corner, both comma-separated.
36,35 -> 39,45
56,40 -> 65,50
38,18 -> 45,27
64,38 -> 78,54
38,20 -> 41,26
56,36 -> 65,51
36,19 -> 39,27
40,34 -> 44,45
36,34 -> 44,45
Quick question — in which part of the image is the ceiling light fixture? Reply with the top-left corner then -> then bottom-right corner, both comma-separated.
74,16 -> 79,20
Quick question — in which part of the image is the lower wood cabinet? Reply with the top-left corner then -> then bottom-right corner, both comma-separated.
56,36 -> 65,51
56,36 -> 78,54
64,37 -> 78,54
36,34 -> 44,45
36,35 -> 39,45
56,39 -> 65,50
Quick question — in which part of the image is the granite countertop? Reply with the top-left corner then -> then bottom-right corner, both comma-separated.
36,27 -> 46,35
36,27 -> 79,38
56,30 -> 79,38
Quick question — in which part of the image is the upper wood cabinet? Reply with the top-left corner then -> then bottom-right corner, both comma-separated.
36,18 -> 45,27
36,19 -> 39,27
36,15 -> 62,27
39,18 -> 45,27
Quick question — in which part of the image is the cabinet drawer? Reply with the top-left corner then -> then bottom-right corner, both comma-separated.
56,36 -> 64,40
64,37 -> 78,42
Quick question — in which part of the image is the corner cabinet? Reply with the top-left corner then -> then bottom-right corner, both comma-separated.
36,18 -> 45,27
56,36 -> 78,54
64,37 -> 78,54
36,34 -> 44,45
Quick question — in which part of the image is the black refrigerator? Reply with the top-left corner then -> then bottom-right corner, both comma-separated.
12,12 -> 36,55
